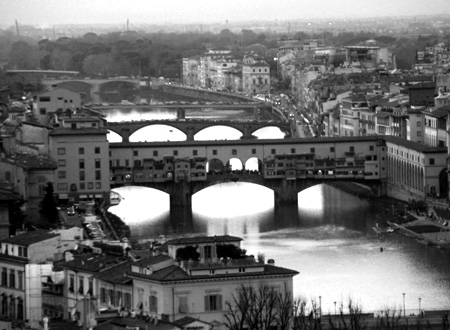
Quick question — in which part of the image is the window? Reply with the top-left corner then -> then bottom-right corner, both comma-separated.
417,131 -> 422,137
39,96 -> 50,102
58,171 -> 66,179
179,296 -> 188,313
193,150 -> 198,156
78,276 -> 84,294
252,149 -> 256,154
87,279 -> 93,295
204,245 -> 212,259
125,160 -> 129,167
349,146 -> 354,152
1,268 -> 6,286
124,293 -> 131,308
58,159 -> 66,167
173,150 -> 178,156
95,170 -> 101,180
100,288 -> 106,303
133,150 -> 138,156
95,147 -> 100,154
429,158 -> 435,165
330,147 -> 335,152
88,182 -> 93,189
369,145 -> 374,151
212,150 -> 217,155
417,122 -> 421,127
149,295 -> 158,313
69,275 -> 74,293
116,291 -> 122,307
205,294 -> 222,311
271,149 -> 276,154
310,148 -> 315,153
79,171 -> 85,181
95,159 -> 101,169
232,149 -> 237,155
109,289 -> 115,305
57,148 -> 65,155
95,182 -> 101,189
79,183 -> 85,190
79,147 -> 84,155
79,159 -> 85,169
17,271 -> 23,290
291,148 -> 295,153
9,270 -> 14,288
153,150 -> 158,157
39,108 -> 47,115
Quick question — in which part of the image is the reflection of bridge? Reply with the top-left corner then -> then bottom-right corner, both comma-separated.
41,78 -> 140,93
107,119 -> 292,142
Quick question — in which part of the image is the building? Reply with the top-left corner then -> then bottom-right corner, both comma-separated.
48,113 -> 110,205
128,235 -> 298,328
423,106 -> 450,147
33,88 -> 82,126
0,229 -> 80,329
242,61 -> 270,95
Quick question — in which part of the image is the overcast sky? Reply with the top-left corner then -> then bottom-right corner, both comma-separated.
2,0 -> 450,27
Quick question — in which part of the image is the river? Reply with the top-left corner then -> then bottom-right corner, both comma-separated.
102,91 -> 450,314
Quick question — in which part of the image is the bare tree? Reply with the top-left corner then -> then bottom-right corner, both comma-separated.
328,299 -> 367,330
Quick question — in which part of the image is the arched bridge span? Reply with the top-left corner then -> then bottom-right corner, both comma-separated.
111,173 -> 379,208
107,120 -> 291,142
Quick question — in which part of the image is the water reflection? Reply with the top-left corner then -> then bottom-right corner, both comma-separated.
109,183 -> 450,312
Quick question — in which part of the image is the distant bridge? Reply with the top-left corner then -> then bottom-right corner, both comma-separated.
41,78 -> 140,93
107,119 -> 292,142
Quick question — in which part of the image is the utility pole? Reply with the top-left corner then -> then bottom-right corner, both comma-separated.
15,19 -> 20,38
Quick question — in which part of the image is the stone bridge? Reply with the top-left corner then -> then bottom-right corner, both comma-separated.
41,78 -> 140,93
107,119 -> 292,142
111,172 -> 380,208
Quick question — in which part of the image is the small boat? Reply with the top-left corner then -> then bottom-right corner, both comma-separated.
387,228 -> 395,233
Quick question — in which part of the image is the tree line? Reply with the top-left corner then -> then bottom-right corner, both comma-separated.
0,27 -> 450,88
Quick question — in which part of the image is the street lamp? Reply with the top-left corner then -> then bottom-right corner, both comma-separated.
403,293 -> 406,318
419,297 -> 421,313
334,301 -> 337,315
319,296 -> 322,317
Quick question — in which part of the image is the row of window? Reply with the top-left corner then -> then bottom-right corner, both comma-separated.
57,146 -> 102,155
68,274 -> 93,296
57,182 -> 102,191
1,295 -> 24,321
58,159 -> 102,169
58,170 -> 102,181
99,288 -> 132,308
1,268 -> 24,290
117,145 -> 374,162
39,96 -> 75,103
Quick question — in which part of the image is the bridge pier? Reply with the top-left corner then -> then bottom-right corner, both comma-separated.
169,181 -> 193,207
274,179 -> 299,205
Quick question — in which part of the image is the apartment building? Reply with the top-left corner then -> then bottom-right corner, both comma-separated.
49,115 -> 110,204
242,61 -> 270,95
0,229 -> 81,329
33,88 -> 82,126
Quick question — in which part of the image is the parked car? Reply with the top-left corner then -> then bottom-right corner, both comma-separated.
67,206 -> 76,216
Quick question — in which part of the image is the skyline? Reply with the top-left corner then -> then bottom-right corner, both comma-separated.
2,0 -> 450,28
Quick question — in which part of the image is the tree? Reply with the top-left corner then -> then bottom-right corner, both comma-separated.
217,244 -> 247,259
39,182 -> 59,224
224,284 -> 292,330
175,245 -> 200,261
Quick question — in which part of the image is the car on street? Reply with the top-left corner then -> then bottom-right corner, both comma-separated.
67,206 -> 76,216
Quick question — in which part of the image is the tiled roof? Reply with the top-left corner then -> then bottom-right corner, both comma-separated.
49,127 -> 108,136
57,253 -> 129,273
384,135 -> 447,153
174,316 -> 211,327
0,230 -> 59,246
165,235 -> 243,246
95,260 -> 132,284
8,153 -> 57,170
427,105 -> 450,118
132,254 -> 172,267
129,262 -> 298,282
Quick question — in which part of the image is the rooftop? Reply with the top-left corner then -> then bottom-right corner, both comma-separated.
57,253 -> 129,273
49,127 -> 109,136
165,235 -> 243,246
0,230 -> 59,246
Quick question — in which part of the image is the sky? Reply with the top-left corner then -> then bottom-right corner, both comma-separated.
2,0 -> 450,27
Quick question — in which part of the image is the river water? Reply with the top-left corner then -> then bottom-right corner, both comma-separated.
103,92 -> 450,314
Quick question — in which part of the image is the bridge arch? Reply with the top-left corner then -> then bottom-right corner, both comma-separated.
195,125 -> 243,141
129,125 -> 186,142
107,130 -> 123,142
